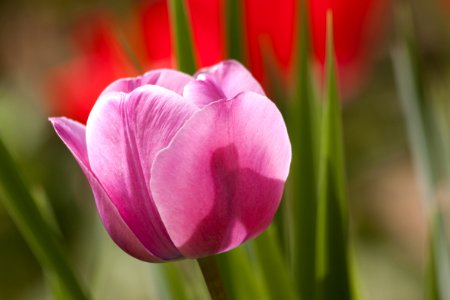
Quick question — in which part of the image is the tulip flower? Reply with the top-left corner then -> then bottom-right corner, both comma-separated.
50,60 -> 291,261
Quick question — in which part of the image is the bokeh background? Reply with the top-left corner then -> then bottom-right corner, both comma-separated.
1,0 -> 450,299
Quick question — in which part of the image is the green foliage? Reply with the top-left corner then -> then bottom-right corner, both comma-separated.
287,1 -> 320,299
315,13 -> 356,300
168,0 -> 197,74
0,137 -> 89,300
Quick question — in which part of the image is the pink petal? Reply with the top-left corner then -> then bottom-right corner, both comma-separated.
86,85 -> 198,260
151,91 -> 291,258
101,69 -> 193,96
183,60 -> 266,107
49,117 -> 161,262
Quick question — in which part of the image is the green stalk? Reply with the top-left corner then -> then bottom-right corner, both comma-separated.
168,0 -> 197,74
197,256 -> 229,300
0,137 -> 89,300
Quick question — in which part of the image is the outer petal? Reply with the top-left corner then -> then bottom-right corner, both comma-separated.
183,60 -> 265,107
101,69 -> 193,96
151,91 -> 291,257
86,85 -> 198,260
49,117 -> 162,262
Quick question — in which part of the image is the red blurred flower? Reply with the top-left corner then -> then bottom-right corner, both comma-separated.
138,0 -> 296,84
46,13 -> 136,123
243,0 -> 297,84
309,0 -> 390,96
46,0 -> 389,123
138,0 -> 225,69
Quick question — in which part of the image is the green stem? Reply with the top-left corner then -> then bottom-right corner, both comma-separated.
197,256 -> 228,300
0,138 -> 89,300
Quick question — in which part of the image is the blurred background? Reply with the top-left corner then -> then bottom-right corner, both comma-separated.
1,0 -> 450,299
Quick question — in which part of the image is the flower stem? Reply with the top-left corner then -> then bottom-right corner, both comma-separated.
197,256 -> 228,300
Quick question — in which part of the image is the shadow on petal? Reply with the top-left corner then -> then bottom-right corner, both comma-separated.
180,144 -> 285,257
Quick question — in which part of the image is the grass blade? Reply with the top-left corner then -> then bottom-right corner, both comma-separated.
391,41 -> 435,210
253,226 -> 298,300
287,0 -> 320,298
168,0 -> 197,74
162,263 -> 190,300
315,12 -> 356,300
216,247 -> 269,300
391,6 -> 450,299
0,137 -> 89,300
426,210 -> 450,300
225,0 -> 245,62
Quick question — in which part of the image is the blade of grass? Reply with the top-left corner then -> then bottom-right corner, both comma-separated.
0,137 -> 89,300
391,42 -> 435,211
287,0 -> 320,298
253,226 -> 298,300
391,6 -> 450,298
315,12 -> 356,300
260,43 -> 293,256
161,263 -> 190,300
168,0 -> 197,74
216,247 -> 269,300
426,210 -> 450,300
225,0 -> 245,62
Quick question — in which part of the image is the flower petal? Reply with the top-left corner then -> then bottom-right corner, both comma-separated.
183,60 -> 265,106
151,91 -> 291,258
86,85 -> 198,260
101,69 -> 193,96
49,117 -> 161,262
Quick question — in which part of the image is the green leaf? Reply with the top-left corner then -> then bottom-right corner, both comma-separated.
391,38 -> 435,207
315,12 -> 356,300
225,0 -> 245,62
426,210 -> 450,300
216,247 -> 269,300
168,0 -> 197,74
253,226 -> 298,300
0,137 -> 89,300
286,0 -> 320,298
391,5 -> 450,299
161,263 -> 190,300
260,44 -> 295,257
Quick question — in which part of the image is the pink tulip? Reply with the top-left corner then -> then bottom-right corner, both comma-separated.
50,60 -> 291,261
